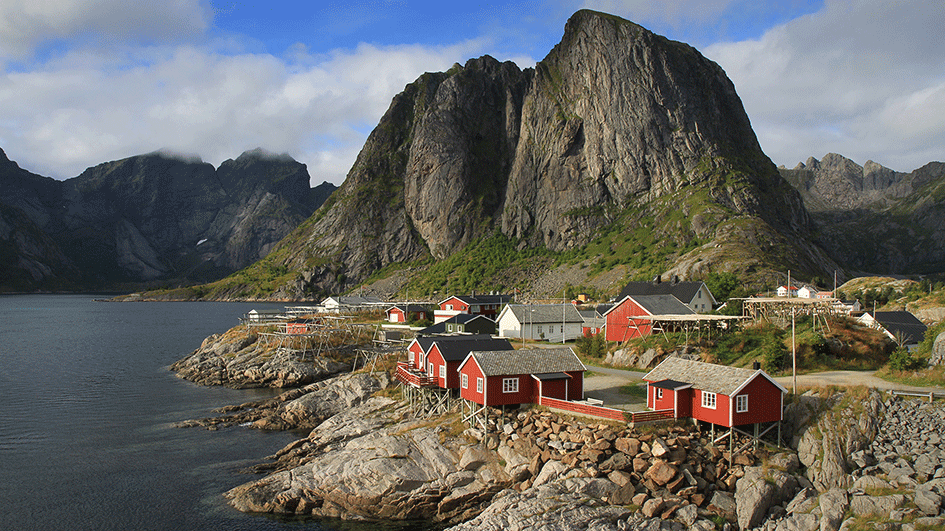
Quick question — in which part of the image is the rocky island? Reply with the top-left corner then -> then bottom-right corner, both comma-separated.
171,317 -> 945,531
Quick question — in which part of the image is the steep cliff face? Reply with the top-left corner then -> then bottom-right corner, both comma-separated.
781,154 -> 945,274
0,147 -> 336,291
260,9 -> 825,297
502,11 -> 807,249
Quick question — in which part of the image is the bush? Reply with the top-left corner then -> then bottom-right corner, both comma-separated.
889,347 -> 922,372
576,333 -> 609,359
761,337 -> 789,373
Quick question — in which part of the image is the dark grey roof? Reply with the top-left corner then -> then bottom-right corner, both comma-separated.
413,334 -> 493,351
433,337 -> 513,362
445,313 -> 495,325
651,379 -> 691,390
504,304 -> 584,324
444,294 -> 513,305
627,294 -> 695,316
642,357 -> 786,396
617,280 -> 716,305
466,348 -> 585,376
416,322 -> 447,335
869,311 -> 928,345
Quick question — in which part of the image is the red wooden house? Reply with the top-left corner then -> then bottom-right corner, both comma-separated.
386,304 -> 430,323
402,335 -> 506,384
425,337 -> 513,389
458,348 -> 586,407
603,294 -> 694,342
641,357 -> 787,427
434,294 -> 512,323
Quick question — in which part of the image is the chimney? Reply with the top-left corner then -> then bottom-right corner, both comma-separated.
654,275 -> 661,284
672,275 -> 679,285
752,361 -> 761,370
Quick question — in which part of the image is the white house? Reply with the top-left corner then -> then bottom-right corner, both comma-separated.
797,287 -> 815,299
776,285 -> 799,297
497,304 -> 585,342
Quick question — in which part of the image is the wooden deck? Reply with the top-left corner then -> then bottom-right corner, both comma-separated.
395,362 -> 438,388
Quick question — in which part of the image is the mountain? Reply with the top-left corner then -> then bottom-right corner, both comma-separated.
781,154 -> 945,274
200,10 -> 837,300
0,147 -> 336,291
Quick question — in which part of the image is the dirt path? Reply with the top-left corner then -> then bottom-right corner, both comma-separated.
773,371 -> 945,394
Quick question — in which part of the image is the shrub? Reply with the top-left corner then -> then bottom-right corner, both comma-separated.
576,333 -> 609,359
888,347 -> 922,372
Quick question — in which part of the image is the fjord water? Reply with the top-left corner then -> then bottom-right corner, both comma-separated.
0,294 -> 324,531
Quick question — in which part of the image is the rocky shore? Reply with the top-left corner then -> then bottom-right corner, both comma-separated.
172,327 -> 945,530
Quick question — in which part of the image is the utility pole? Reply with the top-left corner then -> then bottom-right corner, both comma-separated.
792,307 -> 797,395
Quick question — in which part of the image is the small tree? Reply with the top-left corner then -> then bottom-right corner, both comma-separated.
576,333 -> 608,359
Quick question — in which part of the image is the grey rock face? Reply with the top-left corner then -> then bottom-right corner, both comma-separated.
0,147 -> 336,290
796,389 -> 884,490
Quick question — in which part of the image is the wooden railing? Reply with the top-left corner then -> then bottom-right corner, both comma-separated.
395,362 -> 438,388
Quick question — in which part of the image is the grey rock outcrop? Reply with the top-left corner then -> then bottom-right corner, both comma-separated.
735,466 -> 798,530
171,327 -> 348,389
796,389 -> 884,490
930,331 -> 945,366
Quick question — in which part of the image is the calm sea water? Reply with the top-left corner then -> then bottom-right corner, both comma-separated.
0,294 -> 404,531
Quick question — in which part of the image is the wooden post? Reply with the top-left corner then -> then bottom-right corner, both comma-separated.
754,423 -> 759,450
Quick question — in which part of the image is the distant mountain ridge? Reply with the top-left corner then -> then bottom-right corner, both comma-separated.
197,9 -> 839,300
780,154 -> 945,274
0,147 -> 336,291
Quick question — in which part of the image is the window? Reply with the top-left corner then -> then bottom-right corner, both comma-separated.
736,395 -> 748,413
502,377 -> 519,393
476,377 -> 484,394
702,391 -> 717,409
461,374 -> 468,389
439,365 -> 446,380
446,304 -> 453,310
656,388 -> 663,399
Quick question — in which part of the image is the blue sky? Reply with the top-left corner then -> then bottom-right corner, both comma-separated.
0,0 -> 941,184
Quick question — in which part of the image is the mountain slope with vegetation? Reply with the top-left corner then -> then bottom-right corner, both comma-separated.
197,10 -> 838,301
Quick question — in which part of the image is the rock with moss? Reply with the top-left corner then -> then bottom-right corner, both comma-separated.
795,389 -> 884,491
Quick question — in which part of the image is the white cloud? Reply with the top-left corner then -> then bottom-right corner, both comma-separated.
0,0 -> 211,59
0,39 -> 485,184
704,0 -> 945,172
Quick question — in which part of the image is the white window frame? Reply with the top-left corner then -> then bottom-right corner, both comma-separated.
461,373 -> 468,389
702,391 -> 717,410
476,377 -> 484,394
446,304 -> 453,310
656,388 -> 663,399
736,394 -> 748,413
439,365 -> 446,380
502,377 -> 519,394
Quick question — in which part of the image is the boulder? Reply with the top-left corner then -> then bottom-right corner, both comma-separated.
644,460 -> 677,486
849,494 -> 906,517
735,466 -> 798,531
446,478 -> 632,531
819,488 -> 849,531
708,490 -> 737,521
914,488 -> 943,516
533,460 -> 569,488
930,331 -> 945,366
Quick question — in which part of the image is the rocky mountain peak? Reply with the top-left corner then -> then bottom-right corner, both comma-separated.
252,9 -> 825,297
